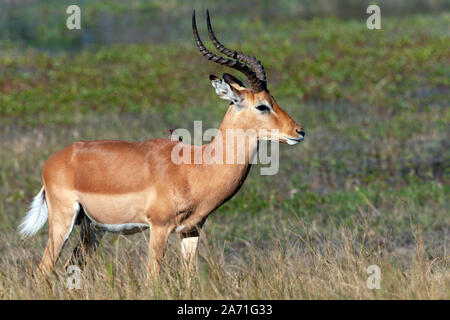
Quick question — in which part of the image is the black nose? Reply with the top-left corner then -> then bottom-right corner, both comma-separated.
296,129 -> 305,137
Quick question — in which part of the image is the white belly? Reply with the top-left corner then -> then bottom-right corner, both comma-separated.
76,190 -> 155,235
83,208 -> 150,235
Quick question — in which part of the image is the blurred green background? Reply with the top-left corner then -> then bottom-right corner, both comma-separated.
0,0 -> 448,288
1,0 -> 449,50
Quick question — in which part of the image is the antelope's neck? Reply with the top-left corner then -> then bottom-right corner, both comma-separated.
200,111 -> 258,193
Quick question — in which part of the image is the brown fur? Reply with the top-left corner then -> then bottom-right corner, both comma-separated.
35,84 -> 303,273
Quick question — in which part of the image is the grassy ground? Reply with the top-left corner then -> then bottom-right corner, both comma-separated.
0,11 -> 449,299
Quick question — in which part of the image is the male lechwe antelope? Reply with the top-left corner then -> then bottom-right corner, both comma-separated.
18,10 -> 305,274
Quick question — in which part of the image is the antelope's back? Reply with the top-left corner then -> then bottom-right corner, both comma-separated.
42,139 -> 179,194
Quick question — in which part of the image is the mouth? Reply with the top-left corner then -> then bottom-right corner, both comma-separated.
286,136 -> 304,145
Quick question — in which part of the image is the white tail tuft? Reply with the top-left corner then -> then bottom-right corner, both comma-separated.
18,187 -> 48,237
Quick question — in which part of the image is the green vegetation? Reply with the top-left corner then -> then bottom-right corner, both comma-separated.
1,14 -> 449,125
0,6 -> 448,299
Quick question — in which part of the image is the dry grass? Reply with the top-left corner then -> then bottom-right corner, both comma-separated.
0,218 -> 448,299
0,113 -> 448,299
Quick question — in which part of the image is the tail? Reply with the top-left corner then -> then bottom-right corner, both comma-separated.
18,186 -> 48,237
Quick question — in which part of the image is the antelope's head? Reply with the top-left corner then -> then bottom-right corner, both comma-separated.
193,10 -> 305,145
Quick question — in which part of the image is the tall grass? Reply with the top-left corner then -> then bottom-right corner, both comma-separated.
0,217 -> 447,299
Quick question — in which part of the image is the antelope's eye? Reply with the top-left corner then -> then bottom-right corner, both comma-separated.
255,105 -> 270,113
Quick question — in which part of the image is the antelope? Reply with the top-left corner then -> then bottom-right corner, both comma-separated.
18,10 -> 305,274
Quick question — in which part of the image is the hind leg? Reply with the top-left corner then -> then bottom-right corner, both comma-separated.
147,224 -> 171,276
39,196 -> 79,273
64,213 -> 102,269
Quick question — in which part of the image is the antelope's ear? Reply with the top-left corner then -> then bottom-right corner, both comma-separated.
223,73 -> 246,90
209,74 -> 243,104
